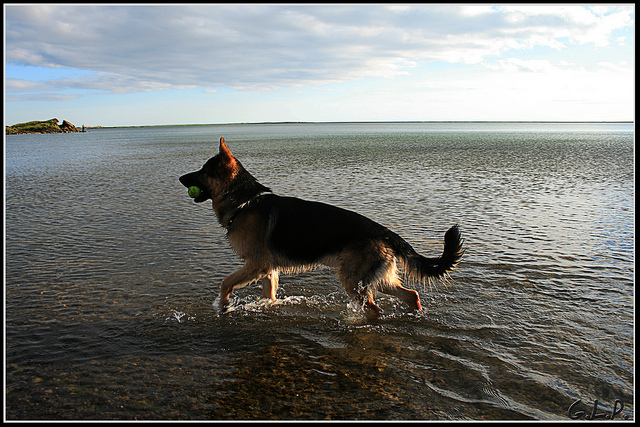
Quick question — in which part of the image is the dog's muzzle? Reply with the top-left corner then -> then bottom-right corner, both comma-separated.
179,172 -> 210,203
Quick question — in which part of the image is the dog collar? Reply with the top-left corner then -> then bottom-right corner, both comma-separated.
222,193 -> 265,229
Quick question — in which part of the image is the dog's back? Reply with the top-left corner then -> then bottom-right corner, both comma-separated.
264,195 -> 393,264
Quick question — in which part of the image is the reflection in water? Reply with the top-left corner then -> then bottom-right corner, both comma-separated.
5,123 -> 634,420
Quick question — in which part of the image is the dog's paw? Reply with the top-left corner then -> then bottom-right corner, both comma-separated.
213,296 -> 233,313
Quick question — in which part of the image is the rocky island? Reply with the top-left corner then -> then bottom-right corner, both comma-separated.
6,118 -> 83,135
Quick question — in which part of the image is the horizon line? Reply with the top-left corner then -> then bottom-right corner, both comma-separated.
88,120 -> 634,129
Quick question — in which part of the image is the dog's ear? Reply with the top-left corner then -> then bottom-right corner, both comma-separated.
218,136 -> 238,170
219,136 -> 234,160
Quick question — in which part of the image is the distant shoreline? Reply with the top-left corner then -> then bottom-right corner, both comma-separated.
89,120 -> 633,129
6,118 -> 85,134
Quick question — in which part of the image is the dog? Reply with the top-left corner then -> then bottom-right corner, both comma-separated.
180,137 -> 463,320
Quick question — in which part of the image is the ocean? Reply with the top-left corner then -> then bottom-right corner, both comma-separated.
4,122 -> 634,420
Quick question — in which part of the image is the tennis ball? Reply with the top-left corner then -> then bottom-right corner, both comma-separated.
188,186 -> 202,198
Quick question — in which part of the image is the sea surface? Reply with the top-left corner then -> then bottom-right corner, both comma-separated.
4,122 -> 634,420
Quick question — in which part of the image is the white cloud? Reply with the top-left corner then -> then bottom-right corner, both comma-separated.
458,5 -> 496,16
5,4 -> 633,97
597,60 -> 630,72
6,73 -> 197,95
484,58 -> 570,73
6,93 -> 81,102
5,78 -> 49,92
497,4 -> 634,47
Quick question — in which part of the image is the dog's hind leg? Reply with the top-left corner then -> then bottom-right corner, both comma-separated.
338,271 -> 382,321
380,280 -> 422,311
372,253 -> 422,311
220,264 -> 267,308
336,248 -> 389,321
356,284 -> 382,321
261,270 -> 279,302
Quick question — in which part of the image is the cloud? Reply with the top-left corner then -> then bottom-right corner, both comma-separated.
4,4 -> 634,97
6,73 -> 196,95
498,5 -> 634,47
5,78 -> 49,92
6,93 -> 81,102
483,58 -> 571,73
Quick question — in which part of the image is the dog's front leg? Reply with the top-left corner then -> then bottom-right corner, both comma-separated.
219,264 -> 265,308
261,270 -> 279,302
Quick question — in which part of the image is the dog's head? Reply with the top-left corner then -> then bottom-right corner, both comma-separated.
179,137 -> 244,204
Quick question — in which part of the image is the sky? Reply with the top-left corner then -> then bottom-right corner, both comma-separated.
3,4 -> 635,127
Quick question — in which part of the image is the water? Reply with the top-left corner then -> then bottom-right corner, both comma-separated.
4,122 -> 634,420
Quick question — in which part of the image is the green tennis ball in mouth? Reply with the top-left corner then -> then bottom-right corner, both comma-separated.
188,186 -> 202,198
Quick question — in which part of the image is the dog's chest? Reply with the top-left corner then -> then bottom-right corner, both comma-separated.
225,211 -> 269,260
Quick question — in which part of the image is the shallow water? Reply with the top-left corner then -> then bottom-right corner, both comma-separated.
4,122 -> 634,420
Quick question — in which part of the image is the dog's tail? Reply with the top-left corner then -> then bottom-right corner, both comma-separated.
391,225 -> 464,285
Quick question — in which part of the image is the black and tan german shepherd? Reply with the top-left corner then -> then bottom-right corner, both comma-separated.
180,137 -> 463,320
